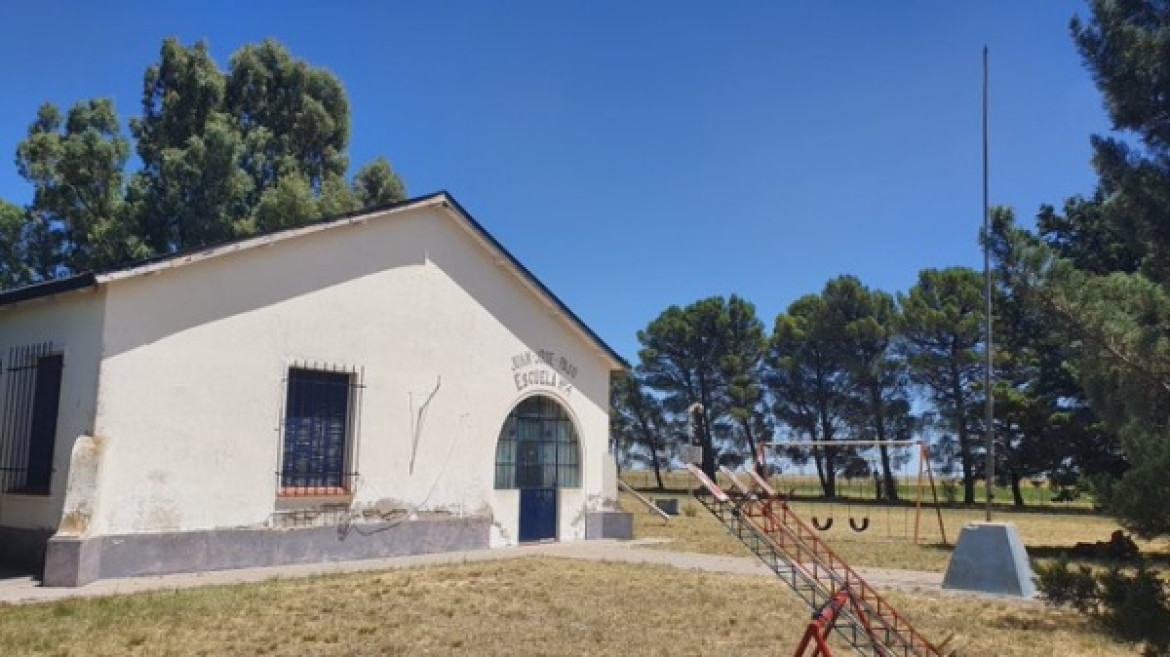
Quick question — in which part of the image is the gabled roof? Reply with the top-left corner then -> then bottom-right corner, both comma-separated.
0,191 -> 629,371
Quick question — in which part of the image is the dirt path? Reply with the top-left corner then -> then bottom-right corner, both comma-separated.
551,538 -> 952,593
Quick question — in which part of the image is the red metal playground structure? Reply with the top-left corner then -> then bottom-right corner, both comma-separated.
685,464 -> 957,657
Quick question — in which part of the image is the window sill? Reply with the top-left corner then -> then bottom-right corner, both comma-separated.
274,489 -> 353,516
278,487 -> 351,498
3,488 -> 51,498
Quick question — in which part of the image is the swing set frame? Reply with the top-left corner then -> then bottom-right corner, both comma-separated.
762,439 -> 949,546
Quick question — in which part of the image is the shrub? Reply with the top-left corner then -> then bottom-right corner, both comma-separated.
1034,558 -> 1098,613
1098,566 -> 1170,654
1036,558 -> 1170,656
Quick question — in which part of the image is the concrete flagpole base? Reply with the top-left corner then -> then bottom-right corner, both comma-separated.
942,522 -> 1036,597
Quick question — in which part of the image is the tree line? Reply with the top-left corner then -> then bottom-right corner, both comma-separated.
0,37 -> 407,287
610,264 -> 1124,508
617,0 -> 1170,532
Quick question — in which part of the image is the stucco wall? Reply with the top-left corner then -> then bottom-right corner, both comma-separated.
0,288 -> 105,531
90,205 -> 614,542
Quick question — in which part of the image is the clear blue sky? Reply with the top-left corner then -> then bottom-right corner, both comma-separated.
0,1 -> 1110,362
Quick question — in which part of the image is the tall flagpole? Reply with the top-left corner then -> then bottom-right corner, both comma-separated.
983,46 -> 995,522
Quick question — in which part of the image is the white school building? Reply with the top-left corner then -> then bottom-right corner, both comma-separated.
0,192 -> 630,586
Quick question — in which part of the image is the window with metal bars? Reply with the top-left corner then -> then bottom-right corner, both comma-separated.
278,364 -> 362,496
494,395 -> 580,490
0,342 -> 64,495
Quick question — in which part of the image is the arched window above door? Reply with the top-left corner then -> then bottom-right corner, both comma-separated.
494,395 -> 580,489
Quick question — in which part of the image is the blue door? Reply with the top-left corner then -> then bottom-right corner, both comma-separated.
519,488 -> 557,542
495,396 -> 579,544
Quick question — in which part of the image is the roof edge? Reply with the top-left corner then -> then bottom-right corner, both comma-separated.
0,273 -> 98,309
96,193 -> 449,284
0,191 -> 631,372
435,194 -> 630,372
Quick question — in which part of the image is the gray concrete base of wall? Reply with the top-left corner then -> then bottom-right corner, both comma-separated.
0,526 -> 52,573
942,522 -> 1036,597
42,515 -> 491,588
585,511 -> 633,539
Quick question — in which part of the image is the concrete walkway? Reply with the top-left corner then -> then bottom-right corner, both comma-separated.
0,538 -> 992,606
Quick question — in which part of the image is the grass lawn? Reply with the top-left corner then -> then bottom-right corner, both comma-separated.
624,491 -> 1162,572
0,473 -> 1155,656
621,475 -> 1170,573
0,558 -> 1137,656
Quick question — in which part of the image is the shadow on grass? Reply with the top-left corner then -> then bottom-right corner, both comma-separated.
912,539 -> 1167,567
917,541 -> 956,554
1025,544 -> 1169,566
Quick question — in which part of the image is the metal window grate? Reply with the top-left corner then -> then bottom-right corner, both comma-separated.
495,395 -> 580,490
0,342 -> 63,495
277,363 -> 363,495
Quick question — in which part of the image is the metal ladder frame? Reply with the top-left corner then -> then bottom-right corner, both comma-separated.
686,464 -> 945,657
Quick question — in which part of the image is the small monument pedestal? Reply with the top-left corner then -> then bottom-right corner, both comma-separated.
942,522 -> 1035,597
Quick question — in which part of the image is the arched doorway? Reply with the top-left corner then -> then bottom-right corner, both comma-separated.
494,395 -> 581,542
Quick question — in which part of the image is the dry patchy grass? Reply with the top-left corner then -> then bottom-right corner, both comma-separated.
0,558 -> 1137,656
0,471 -> 1155,656
622,490 -> 1170,572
